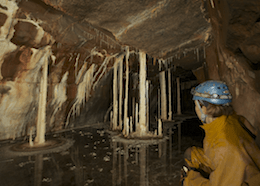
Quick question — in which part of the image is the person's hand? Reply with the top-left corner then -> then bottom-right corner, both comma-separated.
180,166 -> 189,186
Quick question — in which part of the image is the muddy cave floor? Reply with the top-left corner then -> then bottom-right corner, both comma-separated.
0,119 -> 203,186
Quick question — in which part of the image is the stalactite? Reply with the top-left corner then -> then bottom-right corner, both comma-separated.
160,71 -> 167,120
65,64 -> 95,127
51,71 -> 68,124
93,52 -> 120,90
69,53 -> 73,62
75,53 -> 80,79
124,46 -> 130,131
75,63 -> 88,84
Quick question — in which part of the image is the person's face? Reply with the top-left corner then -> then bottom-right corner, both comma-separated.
194,100 -> 206,121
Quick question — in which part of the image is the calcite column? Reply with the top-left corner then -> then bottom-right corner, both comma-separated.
35,50 -> 50,144
160,71 -> 167,120
124,47 -> 130,131
138,51 -> 147,135
168,68 -> 172,120
113,59 -> 118,130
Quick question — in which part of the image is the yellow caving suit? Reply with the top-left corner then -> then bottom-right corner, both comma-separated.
184,114 -> 260,186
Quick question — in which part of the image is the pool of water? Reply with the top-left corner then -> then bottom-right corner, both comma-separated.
0,123 -> 202,186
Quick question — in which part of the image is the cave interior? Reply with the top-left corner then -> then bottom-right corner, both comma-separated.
0,0 -> 260,185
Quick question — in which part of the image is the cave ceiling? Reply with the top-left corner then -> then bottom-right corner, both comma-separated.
38,0 -> 211,61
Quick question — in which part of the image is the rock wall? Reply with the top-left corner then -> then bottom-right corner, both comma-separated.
0,0 -> 122,140
205,0 -> 260,131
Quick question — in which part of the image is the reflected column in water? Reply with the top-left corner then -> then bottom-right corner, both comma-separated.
163,139 -> 167,173
112,142 -> 117,186
70,147 -> 84,186
34,154 -> 43,186
139,145 -> 147,186
169,127 -> 173,172
124,143 -> 128,186
118,143 -> 122,185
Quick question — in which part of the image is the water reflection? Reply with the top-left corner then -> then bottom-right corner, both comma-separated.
34,154 -> 43,186
111,135 -> 168,186
0,124 -> 186,186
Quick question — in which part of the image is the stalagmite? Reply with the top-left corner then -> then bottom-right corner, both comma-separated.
29,128 -> 34,147
158,119 -> 162,136
125,117 -> 129,136
124,47 -> 130,131
138,51 -> 147,135
177,77 -> 182,115
114,101 -> 118,130
130,116 -> 133,134
119,58 -> 123,130
146,80 -> 149,128
160,71 -> 167,120
35,52 -> 49,145
168,68 -> 172,120
113,60 -> 119,130
110,111 -> 113,129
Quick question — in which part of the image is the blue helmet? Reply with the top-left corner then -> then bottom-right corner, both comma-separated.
191,80 -> 232,105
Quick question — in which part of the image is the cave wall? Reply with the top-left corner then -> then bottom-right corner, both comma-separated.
204,0 -> 260,130
0,0 -> 122,140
